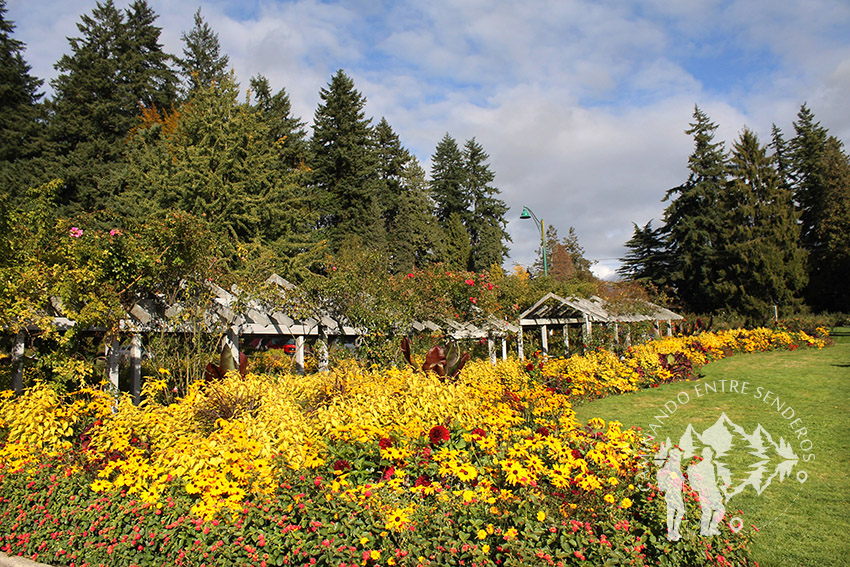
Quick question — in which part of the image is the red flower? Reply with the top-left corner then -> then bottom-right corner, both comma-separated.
332,459 -> 351,472
429,425 -> 450,445
379,437 -> 393,449
465,279 -> 475,286
535,426 -> 551,437
471,427 -> 487,438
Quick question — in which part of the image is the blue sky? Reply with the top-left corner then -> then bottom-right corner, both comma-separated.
8,0 -> 850,278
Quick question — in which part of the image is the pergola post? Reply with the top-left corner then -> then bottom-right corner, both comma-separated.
518,325 -> 524,360
667,319 -> 673,337
614,322 -> 619,346
563,324 -> 570,356
106,336 -> 120,392
131,332 -> 142,406
223,327 -> 240,366
541,324 -> 549,355
501,337 -> 507,360
295,335 -> 306,374
488,337 -> 496,365
583,315 -> 591,351
625,326 -> 632,347
12,331 -> 25,395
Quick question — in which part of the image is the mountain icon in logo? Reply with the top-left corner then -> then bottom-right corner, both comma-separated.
664,413 -> 798,500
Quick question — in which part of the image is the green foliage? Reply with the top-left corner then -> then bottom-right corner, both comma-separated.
177,8 -> 230,96
717,127 -> 807,317
309,70 -> 384,253
662,106 -> 728,313
46,0 -> 178,214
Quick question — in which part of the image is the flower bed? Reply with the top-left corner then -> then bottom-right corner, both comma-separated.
0,328 -> 827,566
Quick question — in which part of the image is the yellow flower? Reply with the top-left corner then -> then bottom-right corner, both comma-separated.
504,527 -> 518,540
604,493 -> 615,504
477,529 -> 487,540
536,510 -> 546,522
482,544 -> 491,553
620,497 -> 633,509
385,507 -> 411,531
370,550 -> 380,561
360,536 -> 370,545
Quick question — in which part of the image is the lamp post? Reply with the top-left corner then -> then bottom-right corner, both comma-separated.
520,206 -> 547,276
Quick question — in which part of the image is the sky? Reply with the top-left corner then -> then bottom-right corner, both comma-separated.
7,0 -> 850,279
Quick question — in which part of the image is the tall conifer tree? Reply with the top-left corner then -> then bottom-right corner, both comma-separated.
177,8 -> 229,97
462,138 -> 510,271
48,0 -> 178,214
719,128 -> 806,317
618,220 -> 671,289
430,133 -> 467,223
0,0 -> 45,199
309,70 -> 384,253
662,106 -> 727,312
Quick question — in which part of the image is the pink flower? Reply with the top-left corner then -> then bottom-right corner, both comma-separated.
109,228 -> 122,236
69,227 -> 83,238
465,279 -> 475,285
470,297 -> 477,304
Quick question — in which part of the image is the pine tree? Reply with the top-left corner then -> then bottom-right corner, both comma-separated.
47,0 -> 178,214
663,106 -> 727,312
430,133 -> 467,223
250,74 -> 309,170
719,128 -> 807,317
618,220 -> 671,289
177,8 -> 229,96
807,136 -> 850,311
790,104 -> 829,251
373,118 -> 441,272
443,212 -> 472,272
120,74 -> 319,277
462,138 -> 510,271
309,69 -> 383,252
0,0 -> 45,200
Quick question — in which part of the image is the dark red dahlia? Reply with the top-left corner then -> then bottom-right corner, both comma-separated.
332,459 -> 351,472
379,437 -> 393,449
428,425 -> 451,445
470,427 -> 487,438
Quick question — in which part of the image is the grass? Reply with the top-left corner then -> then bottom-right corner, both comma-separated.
574,328 -> 850,567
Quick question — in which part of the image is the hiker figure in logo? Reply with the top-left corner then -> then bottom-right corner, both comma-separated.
656,447 -> 685,541
687,446 -> 726,536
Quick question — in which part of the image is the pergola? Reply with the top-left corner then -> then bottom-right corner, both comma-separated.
516,293 -> 683,358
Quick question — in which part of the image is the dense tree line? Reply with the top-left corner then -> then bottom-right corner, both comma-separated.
0,0 -> 511,282
619,105 -> 850,315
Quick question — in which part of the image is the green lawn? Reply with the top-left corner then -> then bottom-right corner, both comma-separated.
575,328 -> 850,567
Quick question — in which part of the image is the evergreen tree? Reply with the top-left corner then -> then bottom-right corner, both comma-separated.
443,212 -> 471,272
790,104 -> 829,251
536,225 -> 593,281
119,74 -> 320,277
0,0 -> 45,199
47,0 -> 178,214
249,74 -> 309,170
309,69 -> 383,253
807,136 -> 850,311
662,106 -> 727,312
177,8 -> 229,96
618,220 -> 671,289
429,133 -> 467,223
373,117 -> 442,272
719,128 -> 807,317
462,138 -> 510,271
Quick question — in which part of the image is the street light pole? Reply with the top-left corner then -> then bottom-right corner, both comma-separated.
520,206 -> 547,276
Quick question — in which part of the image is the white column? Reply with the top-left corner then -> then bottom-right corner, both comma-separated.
501,338 -> 507,360
614,322 -> 620,346
488,338 -> 496,365
106,337 -> 120,391
12,331 -> 25,395
518,325 -> 524,360
295,335 -> 306,374
563,325 -> 569,356
667,320 -> 673,337
131,333 -> 142,406
541,325 -> 549,355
